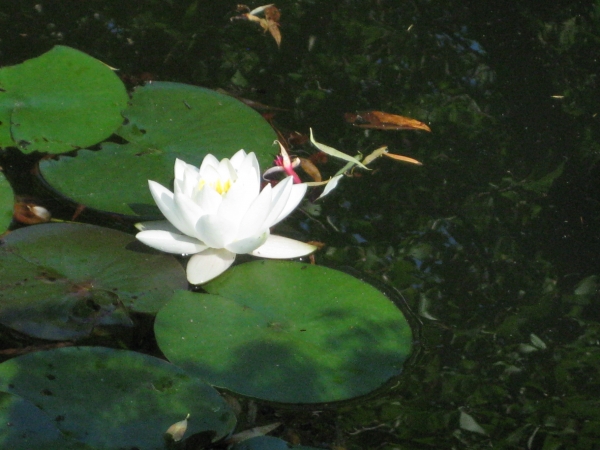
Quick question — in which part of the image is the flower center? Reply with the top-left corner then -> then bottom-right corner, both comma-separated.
198,178 -> 232,195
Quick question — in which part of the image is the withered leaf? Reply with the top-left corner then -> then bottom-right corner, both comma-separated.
231,4 -> 281,48
299,157 -> 322,182
14,197 -> 51,225
265,18 -> 281,47
383,152 -> 422,165
344,110 -> 431,132
265,5 -> 281,22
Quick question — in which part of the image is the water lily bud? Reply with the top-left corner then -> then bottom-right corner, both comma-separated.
14,200 -> 51,224
165,413 -> 189,442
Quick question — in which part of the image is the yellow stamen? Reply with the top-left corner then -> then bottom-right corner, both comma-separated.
197,178 -> 232,195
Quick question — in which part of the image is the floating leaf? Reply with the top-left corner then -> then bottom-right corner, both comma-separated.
0,46 -> 128,153
0,391 -> 92,450
230,436 -> 325,450
0,171 -> 12,232
0,223 -> 186,340
0,347 -> 236,449
155,260 -> 412,403
39,82 -> 277,216
344,111 -> 431,132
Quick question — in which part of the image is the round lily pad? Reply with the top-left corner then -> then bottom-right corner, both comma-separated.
231,436 -> 325,450
0,346 -> 236,450
0,46 -> 128,153
39,82 -> 278,216
0,391 -> 92,450
0,222 -> 186,340
155,261 -> 413,403
0,171 -> 13,231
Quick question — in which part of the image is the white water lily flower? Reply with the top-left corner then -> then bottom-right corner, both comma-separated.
136,150 -> 316,284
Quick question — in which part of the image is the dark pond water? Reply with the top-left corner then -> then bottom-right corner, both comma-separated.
1,1 -> 600,449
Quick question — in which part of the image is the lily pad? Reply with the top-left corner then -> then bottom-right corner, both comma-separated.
0,46 -> 128,153
0,391 -> 92,450
0,346 -> 236,449
0,222 -> 186,340
39,82 -> 278,216
155,261 -> 412,403
0,171 -> 13,231
231,436 -> 325,450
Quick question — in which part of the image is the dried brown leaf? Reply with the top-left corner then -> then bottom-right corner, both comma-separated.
265,5 -> 281,22
231,4 -> 281,47
299,157 -> 322,182
383,152 -> 423,165
267,19 -> 281,47
344,110 -> 431,132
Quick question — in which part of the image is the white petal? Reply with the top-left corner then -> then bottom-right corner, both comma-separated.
196,213 -> 239,248
226,230 -> 269,254
194,183 -> 222,214
218,158 -> 237,182
199,154 -> 219,177
250,235 -> 317,258
217,180 -> 255,229
135,220 -> 179,233
317,174 -> 344,199
234,155 -> 261,195
175,165 -> 199,197
186,249 -> 236,284
148,181 -> 196,237
235,183 -> 273,240
230,149 -> 247,169
262,176 -> 293,228
174,158 -> 189,183
136,230 -> 207,254
174,192 -> 205,238
238,152 -> 260,180
268,181 -> 307,226
199,163 -> 220,186
262,165 -> 286,179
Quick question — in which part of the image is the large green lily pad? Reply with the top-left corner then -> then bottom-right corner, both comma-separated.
0,222 -> 186,340
0,347 -> 236,450
155,261 -> 412,403
0,46 -> 127,153
39,82 -> 278,216
0,171 -> 12,231
231,436 -> 325,450
0,391 -> 92,450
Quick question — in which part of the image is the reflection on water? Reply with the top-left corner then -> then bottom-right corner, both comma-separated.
1,0 -> 599,448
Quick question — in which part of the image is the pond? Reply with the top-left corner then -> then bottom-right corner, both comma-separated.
0,1 -> 599,449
